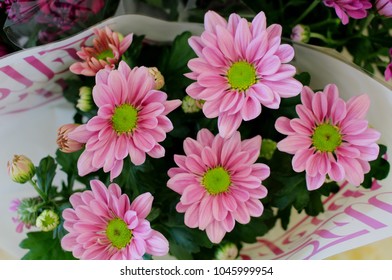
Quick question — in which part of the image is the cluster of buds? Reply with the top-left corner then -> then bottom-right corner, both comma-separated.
10,197 -> 60,233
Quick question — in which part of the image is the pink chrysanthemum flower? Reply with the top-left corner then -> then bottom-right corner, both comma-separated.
69,61 -> 181,180
185,11 -> 303,138
70,26 -> 133,76
61,180 -> 169,260
323,0 -> 372,25
275,84 -> 380,191
167,129 -> 270,243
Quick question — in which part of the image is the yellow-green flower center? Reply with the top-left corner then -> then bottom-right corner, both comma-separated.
202,167 -> 231,195
312,123 -> 342,152
96,49 -> 115,61
227,61 -> 257,91
112,104 -> 138,134
106,218 -> 132,249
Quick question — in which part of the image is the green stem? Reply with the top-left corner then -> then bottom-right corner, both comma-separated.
292,0 -> 321,26
29,179 -> 48,202
310,32 -> 350,46
358,13 -> 375,35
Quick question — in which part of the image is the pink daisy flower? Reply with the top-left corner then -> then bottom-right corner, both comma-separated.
275,84 -> 380,191
61,180 -> 169,260
185,11 -> 303,138
68,61 -> 181,180
167,129 -> 270,243
70,26 -> 133,76
323,0 -> 372,25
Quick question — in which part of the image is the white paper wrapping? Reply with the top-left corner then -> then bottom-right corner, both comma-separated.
0,14 -> 391,260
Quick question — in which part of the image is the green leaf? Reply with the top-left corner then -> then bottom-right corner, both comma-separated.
158,31 -> 197,99
305,191 -> 324,216
55,149 -> 82,176
226,208 -> 276,243
121,34 -> 145,68
20,231 -> 76,260
35,156 -> 57,199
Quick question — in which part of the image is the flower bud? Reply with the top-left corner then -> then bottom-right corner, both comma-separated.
57,124 -> 84,153
260,138 -> 277,160
148,67 -> 165,90
76,86 -> 93,112
36,209 -> 60,232
11,197 -> 42,232
290,24 -> 310,43
182,96 -> 202,113
7,155 -> 35,184
215,242 -> 239,260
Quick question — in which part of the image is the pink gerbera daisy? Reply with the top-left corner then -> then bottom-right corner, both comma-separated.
70,26 -> 133,76
61,180 -> 169,260
275,84 -> 380,190
323,0 -> 372,25
167,129 -> 270,243
185,11 -> 303,138
69,61 -> 181,180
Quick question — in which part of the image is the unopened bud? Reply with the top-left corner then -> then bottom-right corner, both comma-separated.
148,67 -> 165,90
7,155 -> 35,184
57,124 -> 84,153
182,96 -> 202,113
76,86 -> 93,112
36,209 -> 60,232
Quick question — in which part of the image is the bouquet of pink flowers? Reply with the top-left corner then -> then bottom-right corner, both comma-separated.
3,0 -> 392,260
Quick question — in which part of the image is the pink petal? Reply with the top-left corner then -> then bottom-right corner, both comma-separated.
258,55 -> 281,76
216,25 -> 237,61
129,140 -> 146,165
275,44 -> 294,63
184,203 -> 200,228
202,47 -> 226,68
234,18 -> 252,57
130,192 -> 153,220
181,184 -> 205,205
201,146 -> 218,167
204,10 -> 227,33
300,86 -> 315,110
198,195 -> 214,230
275,116 -> 295,135
206,221 -> 227,243
346,94 -> 370,120
312,92 -> 328,123
306,173 -> 325,191
241,95 -> 262,121
145,231 -> 169,256
292,148 -> 313,172
344,128 -> 381,145
245,32 -> 268,62
232,202 -> 250,224
217,112 -> 242,138
328,161 -> 345,182
167,173 -> 197,194
277,135 -> 311,154
246,199 -> 264,217
203,100 -> 221,118
251,11 -> 267,36
338,157 -> 365,186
